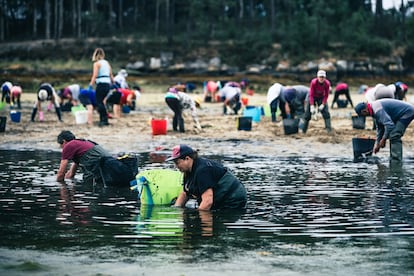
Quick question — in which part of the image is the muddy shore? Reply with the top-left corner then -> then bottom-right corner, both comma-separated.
1,90 -> 413,163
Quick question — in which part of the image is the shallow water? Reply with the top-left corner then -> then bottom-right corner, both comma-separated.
1,149 -> 414,276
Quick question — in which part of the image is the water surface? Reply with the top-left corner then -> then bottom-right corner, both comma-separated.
1,149 -> 414,276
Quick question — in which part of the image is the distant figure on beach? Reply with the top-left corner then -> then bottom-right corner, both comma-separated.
10,85 -> 23,109
60,86 -> 96,125
1,81 -> 12,104
89,47 -> 114,127
59,84 -> 81,111
331,82 -> 353,108
219,82 -> 242,115
114,69 -> 129,89
355,99 -> 414,164
165,87 -> 201,133
118,87 -> 141,113
266,82 -> 283,122
279,85 -> 309,119
203,80 -> 219,102
31,83 -> 62,122
391,81 -> 409,101
56,130 -> 136,186
166,144 -> 247,210
303,70 -> 332,133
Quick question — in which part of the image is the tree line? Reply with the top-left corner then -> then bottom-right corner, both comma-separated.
1,0 -> 414,68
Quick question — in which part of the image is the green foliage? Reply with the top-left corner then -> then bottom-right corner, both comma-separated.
0,0 -> 411,67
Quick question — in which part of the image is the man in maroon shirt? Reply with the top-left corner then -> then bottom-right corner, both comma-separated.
56,130 -> 136,186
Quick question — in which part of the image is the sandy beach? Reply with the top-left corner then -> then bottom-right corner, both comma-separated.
1,90 -> 413,162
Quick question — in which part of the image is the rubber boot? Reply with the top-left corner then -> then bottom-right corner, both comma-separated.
31,107 -> 37,122
302,119 -> 309,133
55,106 -> 63,122
389,121 -> 405,163
178,117 -> 185,133
271,112 -> 276,122
324,118 -> 332,133
172,116 -> 178,131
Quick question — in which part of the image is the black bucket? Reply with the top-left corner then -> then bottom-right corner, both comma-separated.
337,99 -> 348,108
352,137 -> 375,160
237,116 -> 252,131
0,116 -> 6,132
283,118 -> 299,135
352,116 -> 366,129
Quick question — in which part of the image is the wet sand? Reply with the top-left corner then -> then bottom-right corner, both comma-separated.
1,91 -> 413,161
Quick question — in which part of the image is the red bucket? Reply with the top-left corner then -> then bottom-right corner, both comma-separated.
241,97 -> 249,106
151,119 -> 167,135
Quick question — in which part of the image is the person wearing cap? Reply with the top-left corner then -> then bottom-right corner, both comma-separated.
165,88 -> 201,132
114,69 -> 129,89
266,82 -> 284,122
56,130 -> 136,186
166,144 -> 247,210
31,83 -> 62,122
89,48 -> 114,127
354,99 -> 414,163
303,70 -> 332,133
331,82 -> 354,109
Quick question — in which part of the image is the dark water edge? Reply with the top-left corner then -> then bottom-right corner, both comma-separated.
1,149 -> 414,276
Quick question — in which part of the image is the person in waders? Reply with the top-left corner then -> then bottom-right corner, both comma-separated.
166,144 -> 247,211
56,130 -> 137,187
354,99 -> 414,164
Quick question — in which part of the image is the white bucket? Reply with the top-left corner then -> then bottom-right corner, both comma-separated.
75,110 -> 88,124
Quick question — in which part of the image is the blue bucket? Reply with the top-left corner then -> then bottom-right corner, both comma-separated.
243,107 -> 261,122
10,111 -> 21,123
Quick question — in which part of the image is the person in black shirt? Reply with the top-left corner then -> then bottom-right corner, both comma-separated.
166,144 -> 247,210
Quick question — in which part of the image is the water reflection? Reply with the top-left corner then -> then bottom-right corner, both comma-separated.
1,149 -> 414,275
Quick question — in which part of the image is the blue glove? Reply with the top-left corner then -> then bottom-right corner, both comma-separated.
88,85 -> 93,91
287,114 -> 291,119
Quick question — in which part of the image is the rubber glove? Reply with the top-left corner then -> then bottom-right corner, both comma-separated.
88,85 -> 93,91
286,114 -> 291,119
310,105 -> 316,115
318,104 -> 325,111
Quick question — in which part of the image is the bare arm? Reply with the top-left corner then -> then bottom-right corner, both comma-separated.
198,188 -> 213,210
65,162 -> 78,179
89,62 -> 100,86
174,191 -> 189,207
56,159 -> 69,182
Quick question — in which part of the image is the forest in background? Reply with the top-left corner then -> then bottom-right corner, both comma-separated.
1,0 -> 414,88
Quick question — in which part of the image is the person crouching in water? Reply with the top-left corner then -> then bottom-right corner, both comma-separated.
167,144 -> 247,210
56,130 -> 136,186
31,83 -> 62,122
354,100 -> 414,164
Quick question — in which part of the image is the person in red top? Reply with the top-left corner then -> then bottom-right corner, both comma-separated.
118,87 -> 141,111
331,82 -> 354,108
303,70 -> 332,133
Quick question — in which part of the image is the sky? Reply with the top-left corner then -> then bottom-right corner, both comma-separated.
382,0 -> 408,9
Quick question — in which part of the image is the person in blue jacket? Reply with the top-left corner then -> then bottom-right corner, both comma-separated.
355,99 -> 414,163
